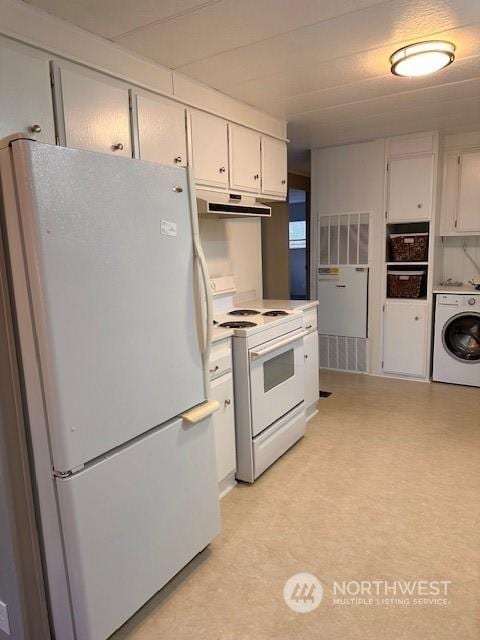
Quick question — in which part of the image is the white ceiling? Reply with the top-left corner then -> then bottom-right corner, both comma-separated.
26,0 -> 480,173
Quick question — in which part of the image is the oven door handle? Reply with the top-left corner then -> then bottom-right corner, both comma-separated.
250,330 -> 308,360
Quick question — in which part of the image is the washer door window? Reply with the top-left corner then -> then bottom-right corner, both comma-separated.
443,313 -> 480,362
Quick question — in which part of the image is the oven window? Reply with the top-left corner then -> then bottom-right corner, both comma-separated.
264,349 -> 295,392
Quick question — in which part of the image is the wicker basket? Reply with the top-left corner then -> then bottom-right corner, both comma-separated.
389,233 -> 429,262
387,270 -> 425,299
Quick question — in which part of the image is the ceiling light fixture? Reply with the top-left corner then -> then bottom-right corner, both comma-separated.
390,40 -> 455,77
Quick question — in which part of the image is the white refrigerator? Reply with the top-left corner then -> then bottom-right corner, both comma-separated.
0,137 -> 220,640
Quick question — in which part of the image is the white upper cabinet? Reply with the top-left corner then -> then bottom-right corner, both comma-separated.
54,62 -> 131,157
456,151 -> 480,233
383,302 -> 427,378
135,92 -> 187,167
387,155 -> 434,221
261,135 -> 287,197
0,36 -> 55,144
190,110 -> 229,189
228,124 -> 261,193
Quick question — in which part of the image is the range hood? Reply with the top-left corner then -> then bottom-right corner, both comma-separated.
196,191 -> 271,218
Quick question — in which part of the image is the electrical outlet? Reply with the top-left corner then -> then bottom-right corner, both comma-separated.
0,600 -> 10,635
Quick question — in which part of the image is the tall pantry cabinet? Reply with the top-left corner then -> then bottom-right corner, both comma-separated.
382,133 -> 439,380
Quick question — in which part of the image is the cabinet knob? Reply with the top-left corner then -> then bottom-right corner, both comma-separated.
30,124 -> 42,133
174,156 -> 182,164
224,399 -> 232,406
219,166 -> 226,173
254,174 -> 259,180
414,316 -> 420,321
417,203 -> 423,208
113,143 -> 124,151
304,354 -> 308,359
281,179 -> 286,184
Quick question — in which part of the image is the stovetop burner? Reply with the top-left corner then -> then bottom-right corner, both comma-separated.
219,321 -> 257,329
228,309 -> 261,316
262,310 -> 289,317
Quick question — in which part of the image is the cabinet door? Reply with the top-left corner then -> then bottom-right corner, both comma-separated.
383,303 -> 427,377
0,37 -> 55,144
304,331 -> 319,411
136,92 -> 187,167
228,124 -> 261,193
261,136 -> 287,197
456,151 -> 480,232
56,63 -> 131,157
387,155 -> 433,221
210,374 -> 236,484
190,110 -> 228,188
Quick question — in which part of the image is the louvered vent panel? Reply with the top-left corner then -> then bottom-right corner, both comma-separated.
320,335 -> 368,373
328,336 -> 338,370
357,338 -> 367,372
347,337 -> 357,371
337,336 -> 347,370
319,335 -> 329,368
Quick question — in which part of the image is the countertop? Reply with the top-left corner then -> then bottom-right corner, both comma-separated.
240,298 -> 318,312
433,285 -> 480,295
211,326 -> 234,343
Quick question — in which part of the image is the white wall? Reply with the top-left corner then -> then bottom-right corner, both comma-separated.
311,139 -> 385,374
199,217 -> 263,301
442,236 -> 480,284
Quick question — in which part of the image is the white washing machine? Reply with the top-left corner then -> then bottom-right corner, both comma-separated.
433,293 -> 480,387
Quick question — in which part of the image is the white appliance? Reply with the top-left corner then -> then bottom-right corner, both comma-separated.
317,266 -> 369,373
0,136 -> 220,640
433,293 -> 480,387
212,277 -> 307,483
317,266 -> 369,338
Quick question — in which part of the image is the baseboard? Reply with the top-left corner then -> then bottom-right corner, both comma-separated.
218,473 -> 237,499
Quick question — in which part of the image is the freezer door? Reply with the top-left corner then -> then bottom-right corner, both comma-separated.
318,267 -> 368,338
56,415 -> 220,640
9,141 -> 205,471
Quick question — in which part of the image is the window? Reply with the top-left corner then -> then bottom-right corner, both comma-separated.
289,220 -> 306,249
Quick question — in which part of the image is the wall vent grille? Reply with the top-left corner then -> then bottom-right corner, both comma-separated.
319,335 -> 368,373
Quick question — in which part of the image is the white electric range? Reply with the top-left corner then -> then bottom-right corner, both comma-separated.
211,277 -> 307,483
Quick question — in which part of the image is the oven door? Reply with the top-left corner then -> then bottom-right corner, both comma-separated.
249,330 -> 306,436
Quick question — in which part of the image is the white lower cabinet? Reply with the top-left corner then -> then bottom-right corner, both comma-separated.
210,372 -> 236,495
383,303 -> 427,378
304,330 -> 319,416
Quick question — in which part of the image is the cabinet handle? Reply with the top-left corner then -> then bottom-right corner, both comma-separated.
281,179 -> 286,184
209,365 -> 219,374
30,124 -> 42,133
113,143 -> 124,151
224,399 -> 232,406
174,156 -> 183,164
305,324 -> 313,330
219,166 -> 226,173
417,203 -> 423,208
254,174 -> 259,180
304,354 -> 309,359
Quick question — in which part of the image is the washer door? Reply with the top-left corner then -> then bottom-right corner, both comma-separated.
443,313 -> 480,362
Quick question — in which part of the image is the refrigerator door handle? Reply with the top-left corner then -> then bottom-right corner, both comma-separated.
182,400 -> 219,424
186,167 -> 213,396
